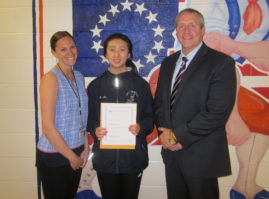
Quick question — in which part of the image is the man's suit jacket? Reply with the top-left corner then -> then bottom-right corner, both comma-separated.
154,43 -> 236,178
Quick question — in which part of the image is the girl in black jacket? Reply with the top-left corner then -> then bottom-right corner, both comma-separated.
87,33 -> 154,199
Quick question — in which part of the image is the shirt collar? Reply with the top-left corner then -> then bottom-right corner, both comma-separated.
180,42 -> 203,68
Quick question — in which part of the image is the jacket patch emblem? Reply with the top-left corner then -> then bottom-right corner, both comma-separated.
126,90 -> 139,102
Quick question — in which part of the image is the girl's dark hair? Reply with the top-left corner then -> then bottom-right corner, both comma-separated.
50,31 -> 75,51
126,59 -> 138,74
103,33 -> 133,57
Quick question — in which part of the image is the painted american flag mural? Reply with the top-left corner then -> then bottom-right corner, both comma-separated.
72,0 -> 178,78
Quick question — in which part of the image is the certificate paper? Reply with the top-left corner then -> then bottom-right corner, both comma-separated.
100,103 -> 137,149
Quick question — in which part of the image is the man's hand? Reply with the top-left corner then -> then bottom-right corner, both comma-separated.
158,127 -> 183,151
158,127 -> 172,149
168,142 -> 183,151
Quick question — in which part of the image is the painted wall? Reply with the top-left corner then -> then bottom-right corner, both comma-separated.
0,0 -> 268,199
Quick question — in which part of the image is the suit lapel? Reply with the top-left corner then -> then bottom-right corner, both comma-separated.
166,51 -> 181,96
161,51 -> 180,124
173,43 -> 208,106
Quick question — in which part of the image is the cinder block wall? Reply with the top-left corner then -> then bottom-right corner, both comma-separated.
0,0 -> 37,198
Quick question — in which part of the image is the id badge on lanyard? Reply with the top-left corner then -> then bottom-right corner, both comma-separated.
79,108 -> 86,139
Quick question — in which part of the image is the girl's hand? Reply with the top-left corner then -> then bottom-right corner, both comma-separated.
129,124 -> 140,136
95,127 -> 107,140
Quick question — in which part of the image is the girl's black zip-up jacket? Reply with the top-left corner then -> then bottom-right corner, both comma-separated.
87,68 -> 154,174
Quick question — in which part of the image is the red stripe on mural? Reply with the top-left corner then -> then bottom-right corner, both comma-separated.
239,64 -> 268,76
253,87 -> 269,99
39,0 -> 44,78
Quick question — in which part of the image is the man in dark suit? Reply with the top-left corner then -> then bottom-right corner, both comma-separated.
154,8 -> 236,199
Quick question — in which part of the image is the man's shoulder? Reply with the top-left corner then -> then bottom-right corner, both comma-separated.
166,50 -> 181,59
202,45 -> 235,71
206,45 -> 234,62
162,50 -> 181,64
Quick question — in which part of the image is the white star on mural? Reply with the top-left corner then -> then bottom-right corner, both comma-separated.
152,25 -> 165,37
98,14 -> 110,26
121,0 -> 133,11
88,1 -> 169,77
100,55 -> 109,63
153,40 -> 164,53
135,3 -> 147,16
92,40 -> 103,53
90,25 -> 102,38
146,11 -> 158,24
144,51 -> 157,63
133,59 -> 144,72
108,4 -> 120,16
